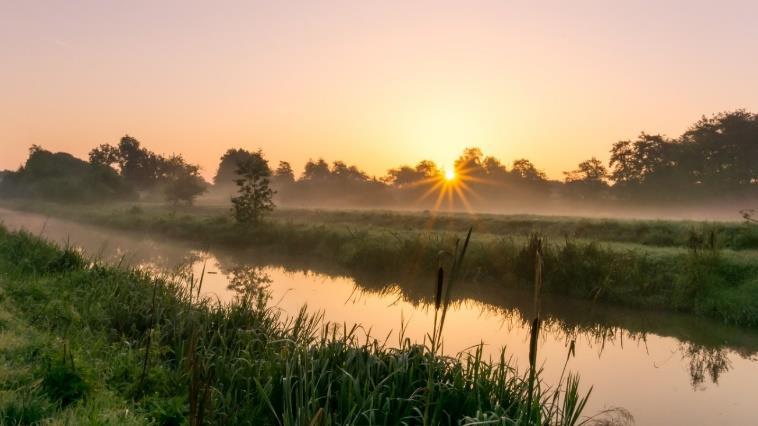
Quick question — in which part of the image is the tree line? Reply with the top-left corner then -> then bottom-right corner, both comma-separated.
1,110 -> 756,211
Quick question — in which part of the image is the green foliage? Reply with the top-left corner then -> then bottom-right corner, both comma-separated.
231,150 -> 275,224
12,202 -> 758,325
610,110 -> 758,200
213,148 -> 259,186
42,355 -> 90,407
89,136 -> 208,201
0,146 -> 136,203
0,225 -> 592,425
162,160 -> 207,206
0,389 -> 54,425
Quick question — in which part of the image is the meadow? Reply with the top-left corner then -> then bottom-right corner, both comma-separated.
0,224 -> 602,425
3,200 -> 758,327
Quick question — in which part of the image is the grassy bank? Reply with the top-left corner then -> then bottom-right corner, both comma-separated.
4,201 -> 758,327
0,226 -> 595,425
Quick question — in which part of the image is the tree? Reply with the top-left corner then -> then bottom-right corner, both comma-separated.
231,150 -> 275,224
273,161 -> 295,184
511,159 -> 546,181
213,149 -> 257,186
608,133 -> 672,186
564,157 -> 608,183
482,156 -> 508,177
4,145 -> 135,202
564,157 -> 609,199
88,143 -> 121,169
331,161 -> 369,181
302,159 -> 331,180
454,147 -> 484,171
415,160 -> 440,178
384,160 -> 441,187
681,110 -> 758,192
88,135 -> 166,189
162,155 -> 207,206
608,133 -> 688,200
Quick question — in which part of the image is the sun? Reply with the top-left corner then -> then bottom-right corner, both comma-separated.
444,169 -> 456,182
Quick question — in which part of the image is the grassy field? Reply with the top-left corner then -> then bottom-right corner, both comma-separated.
3,200 -> 758,327
0,225 -> 597,425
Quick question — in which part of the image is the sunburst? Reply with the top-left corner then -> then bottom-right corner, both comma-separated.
411,164 -> 494,213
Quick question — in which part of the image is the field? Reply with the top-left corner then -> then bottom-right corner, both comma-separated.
3,200 -> 758,328
0,224 -> 602,424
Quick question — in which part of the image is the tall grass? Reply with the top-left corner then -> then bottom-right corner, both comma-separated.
0,225 -> 603,424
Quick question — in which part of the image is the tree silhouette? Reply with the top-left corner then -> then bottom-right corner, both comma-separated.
231,150 -> 275,224
162,155 -> 207,206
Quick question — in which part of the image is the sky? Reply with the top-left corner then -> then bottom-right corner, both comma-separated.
2,0 -> 758,180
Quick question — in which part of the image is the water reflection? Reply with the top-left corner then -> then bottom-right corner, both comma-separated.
226,265 -> 273,308
680,343 -> 732,389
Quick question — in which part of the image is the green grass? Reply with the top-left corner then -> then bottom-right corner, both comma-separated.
4,200 -> 757,327
0,225 -> 598,425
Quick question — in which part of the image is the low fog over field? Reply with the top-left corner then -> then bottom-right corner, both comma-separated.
2,110 -> 757,222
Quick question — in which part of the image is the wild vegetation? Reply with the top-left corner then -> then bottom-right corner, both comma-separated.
0,225 -> 605,425
230,150 -> 276,225
5,201 -> 758,327
0,146 -> 135,203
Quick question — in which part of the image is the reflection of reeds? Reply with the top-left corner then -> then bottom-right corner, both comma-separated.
526,233 -> 543,417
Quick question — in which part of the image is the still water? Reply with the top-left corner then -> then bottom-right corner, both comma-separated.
1,208 -> 757,425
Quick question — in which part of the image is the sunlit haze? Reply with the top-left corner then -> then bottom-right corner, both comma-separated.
2,1 -> 758,180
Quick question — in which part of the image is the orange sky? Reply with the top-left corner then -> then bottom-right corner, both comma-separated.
2,1 -> 757,180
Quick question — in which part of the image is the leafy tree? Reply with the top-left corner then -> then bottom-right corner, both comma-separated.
608,133 -> 673,186
88,143 -> 121,168
162,155 -> 207,205
511,159 -> 546,181
3,145 -> 135,202
454,147 -> 484,170
213,149 -> 257,186
564,157 -> 609,199
415,160 -> 441,178
88,135 -> 165,189
564,157 -> 608,183
302,159 -> 331,180
273,161 -> 295,184
482,156 -> 508,177
331,161 -> 368,181
681,110 -> 758,192
231,150 -> 275,224
385,160 -> 441,187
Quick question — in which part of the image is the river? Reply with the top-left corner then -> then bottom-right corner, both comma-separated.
1,207 -> 757,425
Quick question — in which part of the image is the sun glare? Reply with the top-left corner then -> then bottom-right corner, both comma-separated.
444,169 -> 456,181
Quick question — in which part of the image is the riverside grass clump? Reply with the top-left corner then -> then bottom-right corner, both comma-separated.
9,201 -> 758,327
0,226 -> 597,425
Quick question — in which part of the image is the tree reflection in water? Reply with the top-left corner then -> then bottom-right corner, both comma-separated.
680,343 -> 732,388
227,265 -> 273,304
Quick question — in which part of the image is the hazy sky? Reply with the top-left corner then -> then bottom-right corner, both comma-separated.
2,1 -> 757,180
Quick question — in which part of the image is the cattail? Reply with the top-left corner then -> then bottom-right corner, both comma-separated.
527,233 -> 543,417
434,267 -> 444,311
533,235 -> 543,319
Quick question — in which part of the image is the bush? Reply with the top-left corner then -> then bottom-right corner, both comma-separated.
42,353 -> 90,407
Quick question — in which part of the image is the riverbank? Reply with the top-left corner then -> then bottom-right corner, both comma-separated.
0,225 -> 593,424
3,201 -> 758,327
